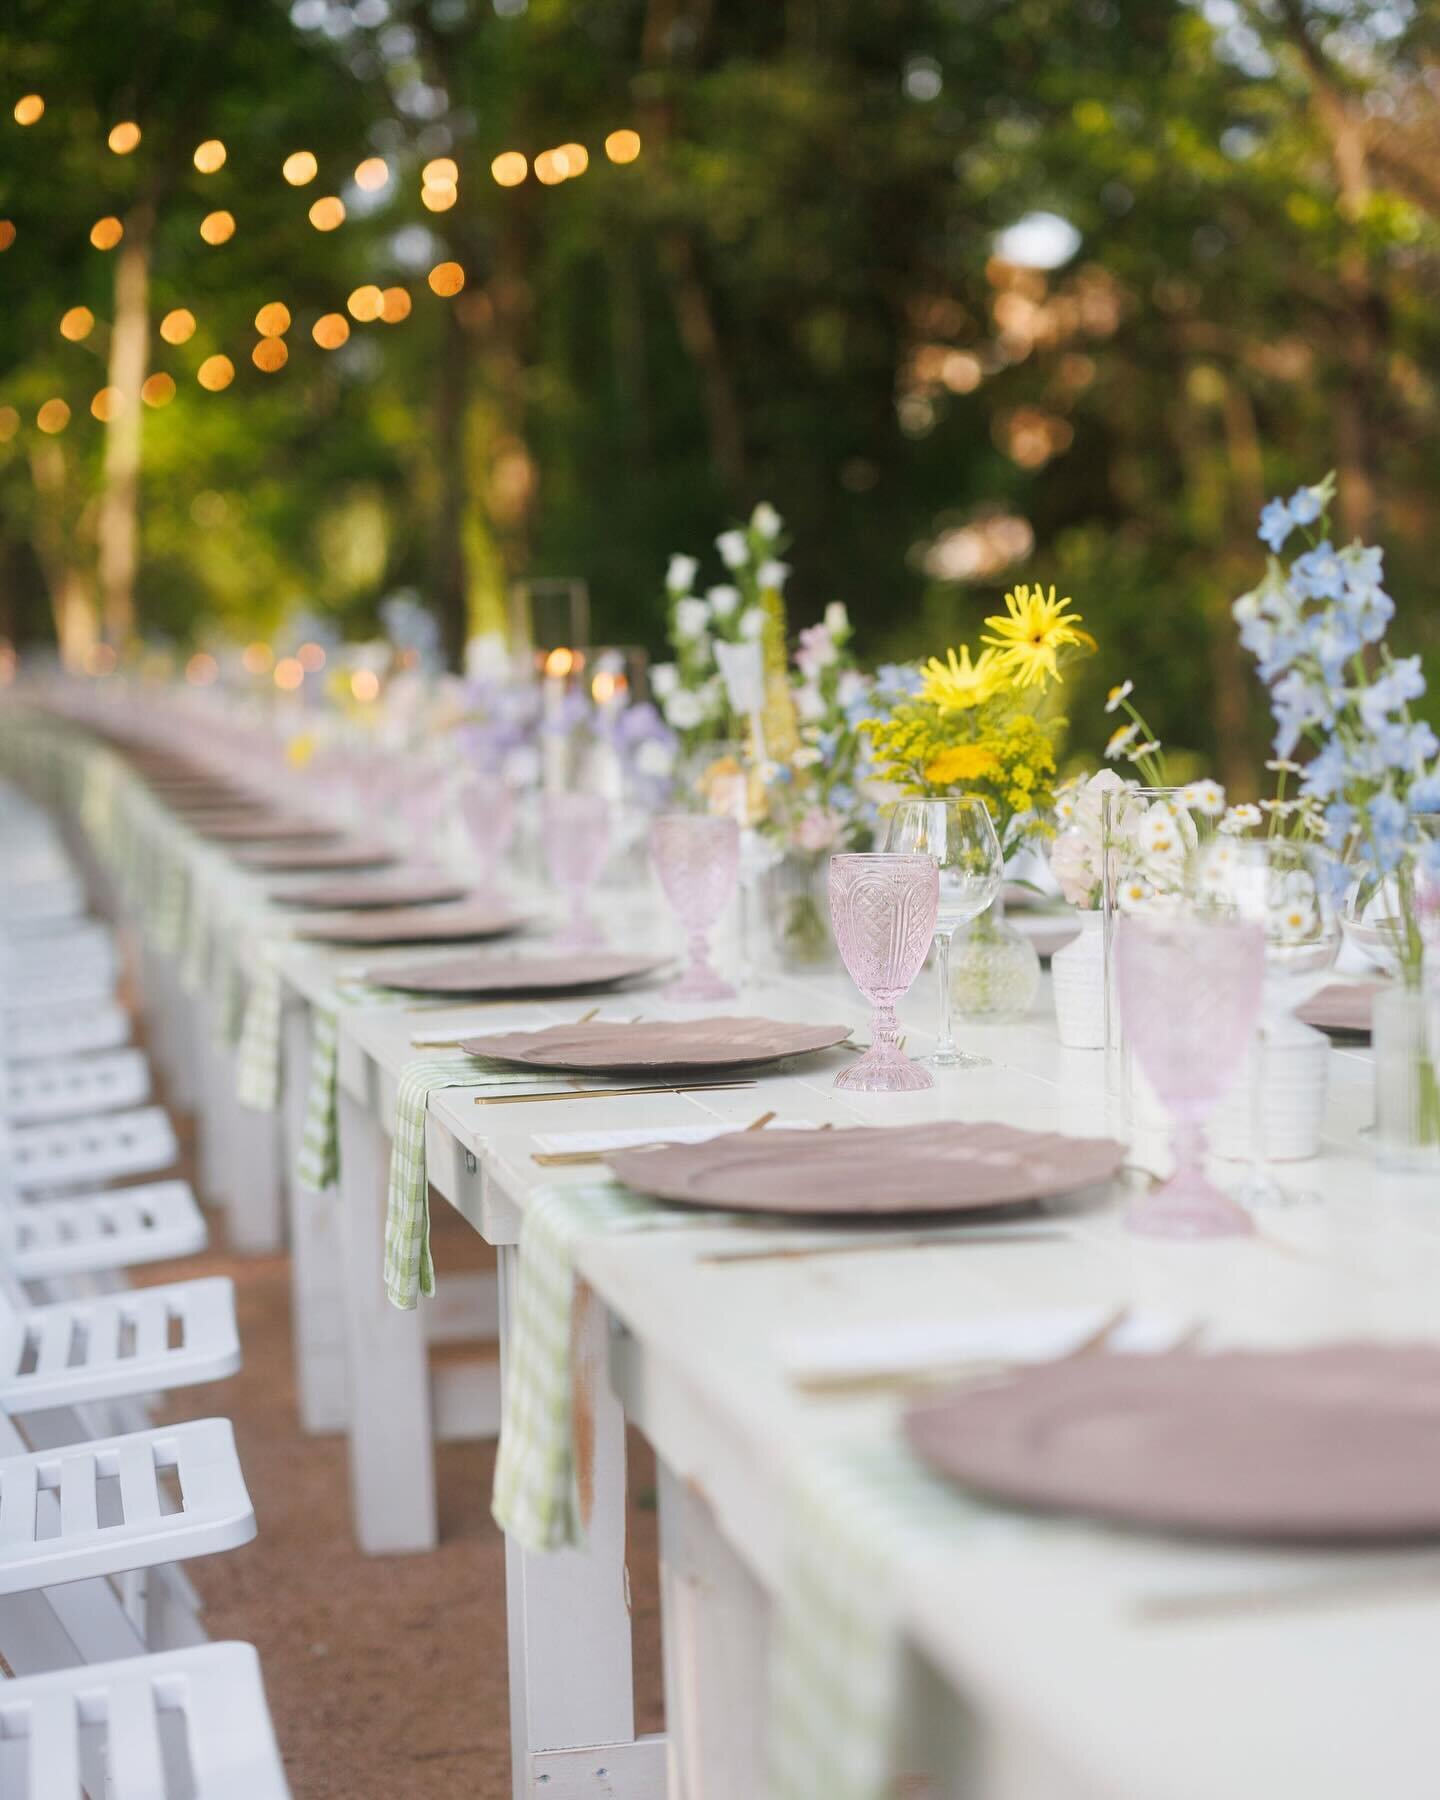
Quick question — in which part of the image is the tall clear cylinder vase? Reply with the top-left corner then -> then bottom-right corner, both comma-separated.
1373,984 -> 1440,1174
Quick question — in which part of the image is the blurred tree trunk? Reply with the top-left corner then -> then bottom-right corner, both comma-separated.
95,202 -> 153,647
28,442 -> 98,668
432,300 -> 470,669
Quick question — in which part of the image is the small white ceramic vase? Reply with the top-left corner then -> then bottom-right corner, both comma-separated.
1209,1016 -> 1331,1162
1051,909 -> 1105,1049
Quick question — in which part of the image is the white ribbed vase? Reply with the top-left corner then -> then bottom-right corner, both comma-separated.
1051,910 -> 1105,1049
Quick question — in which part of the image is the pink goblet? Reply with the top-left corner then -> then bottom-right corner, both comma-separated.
458,776 -> 517,898
828,853 -> 940,1092
1115,913 -> 1264,1238
650,814 -> 740,1002
544,791 -> 612,948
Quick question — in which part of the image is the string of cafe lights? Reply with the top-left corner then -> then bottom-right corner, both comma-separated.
0,92 -> 643,441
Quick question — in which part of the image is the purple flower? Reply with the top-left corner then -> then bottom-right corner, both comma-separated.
1258,497 -> 1293,553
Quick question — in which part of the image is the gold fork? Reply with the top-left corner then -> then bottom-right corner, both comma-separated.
531,1108 -> 778,1167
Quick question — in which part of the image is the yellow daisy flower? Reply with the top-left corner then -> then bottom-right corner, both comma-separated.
981,583 -> 1095,688
919,644 -> 1006,712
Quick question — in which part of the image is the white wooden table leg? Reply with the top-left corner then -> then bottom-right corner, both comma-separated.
227,1077 -> 284,1256
498,1250 -> 667,1799
282,1001 -> 348,1433
196,1019 -> 233,1209
336,1085 -> 436,1552
657,1463 -> 769,1800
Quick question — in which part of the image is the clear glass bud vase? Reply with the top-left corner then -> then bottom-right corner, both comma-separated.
1373,984 -> 1440,1174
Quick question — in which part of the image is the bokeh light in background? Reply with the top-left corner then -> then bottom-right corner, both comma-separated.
0,407 -> 19,441
185,651 -> 219,684
242,642 -> 275,674
313,312 -> 350,348
282,150 -> 318,185
253,339 -> 289,372
13,94 -> 44,126
90,387 -> 123,421
107,120 -> 141,155
197,354 -> 235,391
379,286 -> 411,323
89,216 -> 123,250
141,373 -> 176,407
0,222 -> 14,251
350,668 -> 381,702
193,139 -> 227,173
347,285 -> 383,321
200,210 -> 236,245
297,641 -> 326,671
604,129 -> 641,163
60,306 -> 96,341
36,399 -> 70,434
355,156 -> 389,190
308,196 -> 345,231
427,261 -> 464,296
273,655 -> 304,689
255,302 -> 291,337
159,309 -> 197,344
491,151 -> 527,186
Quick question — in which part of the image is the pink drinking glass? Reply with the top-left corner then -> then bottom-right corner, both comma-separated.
1115,913 -> 1264,1238
650,813 -> 740,1002
458,776 -> 517,898
544,791 -> 612,948
828,853 -> 940,1093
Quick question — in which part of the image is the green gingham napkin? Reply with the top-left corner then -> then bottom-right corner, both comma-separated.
236,952 -> 284,1111
490,1180 -> 662,1549
768,1440 -> 978,1800
382,1056 -> 586,1309
294,985 -> 410,1194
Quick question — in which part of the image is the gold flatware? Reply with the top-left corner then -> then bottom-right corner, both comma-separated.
531,1108 -> 779,1167
477,1078 -> 759,1107
701,1225 -> 1069,1266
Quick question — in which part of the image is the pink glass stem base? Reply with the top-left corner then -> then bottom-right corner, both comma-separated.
555,907 -> 606,951
835,1006 -> 934,1093
1125,1167 -> 1255,1239
665,932 -> 736,1003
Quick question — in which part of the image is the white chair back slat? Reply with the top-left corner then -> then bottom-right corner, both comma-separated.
3,1050 -> 151,1125
4,1002 -> 130,1063
103,1675 -> 169,1800
7,1107 -> 178,1194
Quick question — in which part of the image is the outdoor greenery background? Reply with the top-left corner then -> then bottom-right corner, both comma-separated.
1,0 -> 1438,780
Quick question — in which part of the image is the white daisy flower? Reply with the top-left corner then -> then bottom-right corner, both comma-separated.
706,584 -> 741,619
739,607 -> 768,641
666,552 -> 699,594
1104,722 -> 1139,760
716,529 -> 748,569
1180,779 -> 1226,818
650,662 -> 680,699
750,501 -> 782,538
1219,802 -> 1262,834
757,559 -> 791,592
663,689 -> 705,730
1127,739 -> 1161,760
1104,680 -> 1134,714
674,597 -> 711,639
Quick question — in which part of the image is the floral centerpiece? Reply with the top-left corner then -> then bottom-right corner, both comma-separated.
861,584 -> 1094,1016
1234,471 -> 1440,1165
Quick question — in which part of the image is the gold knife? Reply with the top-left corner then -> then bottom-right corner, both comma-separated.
476,1078 -> 758,1106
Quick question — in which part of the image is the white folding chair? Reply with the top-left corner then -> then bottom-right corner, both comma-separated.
0,1640 -> 291,1798
0,921 -> 117,983
3,1050 -> 151,1126
0,879 -> 87,930
0,1182 -> 208,1286
0,966 -> 118,1015
7,1108 -> 179,1195
2,1002 -> 131,1063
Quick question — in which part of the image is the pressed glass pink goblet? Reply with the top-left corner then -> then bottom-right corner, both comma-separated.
650,813 -> 740,1002
828,853 -> 940,1092
458,777 -> 517,898
1115,913 -> 1264,1238
544,791 -> 612,948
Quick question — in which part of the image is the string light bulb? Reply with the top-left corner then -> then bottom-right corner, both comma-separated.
90,217 -> 124,250
197,354 -> 235,391
252,338 -> 288,372
312,313 -> 350,349
533,150 -> 564,186
491,151 -> 527,187
254,301 -> 291,337
379,286 -> 411,323
422,157 -> 458,187
159,309 -> 196,345
557,143 -> 589,176
346,285 -> 383,322
427,261 -> 465,296
36,399 -> 71,434
90,387 -> 124,421
308,195 -> 345,231
283,150 -> 318,186
0,406 -> 18,441
193,139 -> 226,173
13,95 -> 44,127
60,307 -> 96,341
421,183 -> 456,212
605,129 -> 641,164
274,656 -> 304,691
108,121 -> 141,155
355,156 -> 389,190
200,210 -> 235,245
0,221 -> 14,251
141,372 -> 176,407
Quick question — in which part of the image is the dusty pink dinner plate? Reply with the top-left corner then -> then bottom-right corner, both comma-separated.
606,1120 -> 1124,1215
192,814 -> 341,843
277,875 -> 470,911
233,841 -> 398,873
363,952 -> 666,997
905,1343 -> 1440,1543
1296,982 -> 1382,1039
292,904 -> 524,946
457,1015 -> 852,1075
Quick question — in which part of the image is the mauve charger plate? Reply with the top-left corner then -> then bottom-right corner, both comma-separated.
192,815 -> 341,843
458,1016 -> 852,1074
363,952 -> 666,997
1297,981 -> 1383,1039
277,876 -> 470,911
905,1344 -> 1440,1543
233,841 -> 398,873
606,1120 -> 1125,1215
292,904 -> 523,947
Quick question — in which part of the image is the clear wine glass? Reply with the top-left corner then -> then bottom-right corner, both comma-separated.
458,775 -> 517,899
1115,911 -> 1265,1238
828,852 -> 940,1092
883,798 -> 1003,1067
1192,837 -> 1341,1203
649,813 -> 740,1001
544,790 -> 612,948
